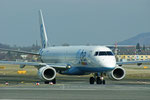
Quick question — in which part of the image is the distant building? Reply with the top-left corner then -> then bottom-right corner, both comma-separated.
20,55 -> 28,59
116,55 -> 150,62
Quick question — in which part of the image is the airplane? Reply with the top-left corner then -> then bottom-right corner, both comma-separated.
0,10 -> 149,84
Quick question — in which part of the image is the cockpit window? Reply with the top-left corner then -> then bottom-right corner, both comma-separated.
94,51 -> 99,56
99,52 -> 107,55
94,51 -> 114,56
106,52 -> 114,55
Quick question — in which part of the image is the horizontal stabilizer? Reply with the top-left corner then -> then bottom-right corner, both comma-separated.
0,48 -> 39,55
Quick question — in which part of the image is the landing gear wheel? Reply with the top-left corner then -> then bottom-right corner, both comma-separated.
44,81 -> 49,84
44,78 -> 56,84
96,77 -> 102,84
52,78 -> 56,84
89,77 -> 95,84
102,80 -> 105,84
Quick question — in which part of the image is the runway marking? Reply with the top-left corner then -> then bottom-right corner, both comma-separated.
1,84 -> 150,91
0,99 -> 28,100
0,87 -> 97,91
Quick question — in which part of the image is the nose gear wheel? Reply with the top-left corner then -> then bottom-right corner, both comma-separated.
89,73 -> 106,85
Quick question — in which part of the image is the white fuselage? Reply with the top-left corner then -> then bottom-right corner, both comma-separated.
40,46 -> 116,74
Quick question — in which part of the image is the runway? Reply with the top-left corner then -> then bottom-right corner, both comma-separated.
0,75 -> 150,100
0,84 -> 150,100
0,65 -> 150,100
0,86 -> 150,100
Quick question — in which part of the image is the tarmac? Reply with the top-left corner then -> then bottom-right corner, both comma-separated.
0,75 -> 150,100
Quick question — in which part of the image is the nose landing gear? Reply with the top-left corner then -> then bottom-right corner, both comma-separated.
96,77 -> 105,84
89,73 -> 105,85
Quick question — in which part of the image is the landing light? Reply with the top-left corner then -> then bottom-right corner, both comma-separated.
67,65 -> 71,69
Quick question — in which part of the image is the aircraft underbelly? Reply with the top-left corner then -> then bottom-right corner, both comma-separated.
61,66 -> 114,75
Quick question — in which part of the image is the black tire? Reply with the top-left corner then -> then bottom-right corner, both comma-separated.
44,81 -> 49,84
52,78 -> 56,84
102,80 -> 105,85
89,77 -> 95,84
96,77 -> 102,84
44,79 -> 56,84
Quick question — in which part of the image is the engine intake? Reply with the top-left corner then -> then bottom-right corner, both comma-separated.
107,66 -> 126,80
38,66 -> 56,81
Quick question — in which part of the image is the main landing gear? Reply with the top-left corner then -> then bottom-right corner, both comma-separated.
89,73 -> 105,85
44,78 -> 56,84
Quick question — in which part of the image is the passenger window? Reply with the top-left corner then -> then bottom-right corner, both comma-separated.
94,51 -> 99,56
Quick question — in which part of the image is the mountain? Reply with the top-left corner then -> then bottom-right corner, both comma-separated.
118,32 -> 150,45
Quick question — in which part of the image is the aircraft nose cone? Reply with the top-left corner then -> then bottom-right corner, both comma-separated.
97,57 -> 116,69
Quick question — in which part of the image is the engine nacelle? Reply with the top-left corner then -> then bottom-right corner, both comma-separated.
107,66 -> 126,80
38,66 -> 56,81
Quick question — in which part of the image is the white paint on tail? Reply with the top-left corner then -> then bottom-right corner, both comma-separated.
39,10 -> 49,48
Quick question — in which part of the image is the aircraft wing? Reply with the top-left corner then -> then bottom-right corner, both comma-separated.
0,61 -> 68,69
117,60 -> 150,66
0,48 -> 40,55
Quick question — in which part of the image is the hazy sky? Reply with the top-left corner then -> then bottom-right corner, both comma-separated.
0,0 -> 150,46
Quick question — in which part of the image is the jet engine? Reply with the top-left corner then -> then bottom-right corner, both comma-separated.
107,66 -> 126,80
38,66 -> 56,81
